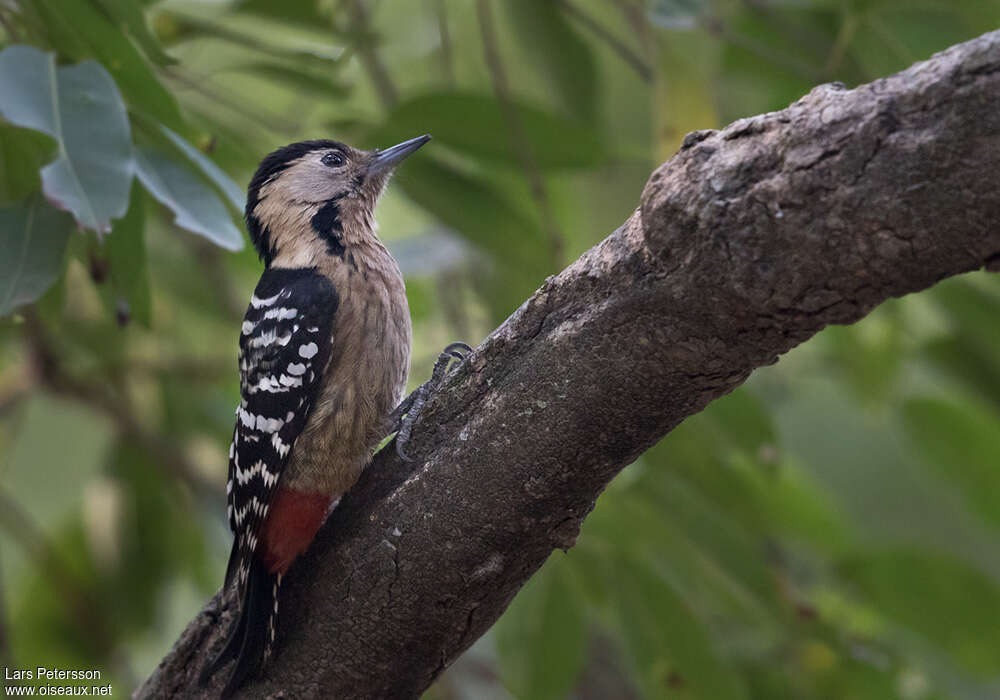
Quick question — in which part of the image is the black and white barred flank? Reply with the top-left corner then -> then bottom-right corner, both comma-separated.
204,266 -> 337,695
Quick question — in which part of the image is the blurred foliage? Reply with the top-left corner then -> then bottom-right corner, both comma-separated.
0,0 -> 999,698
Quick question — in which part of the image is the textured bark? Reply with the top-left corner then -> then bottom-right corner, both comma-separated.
136,30 -> 1000,700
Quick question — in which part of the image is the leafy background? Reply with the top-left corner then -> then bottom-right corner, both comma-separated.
1,0 -> 999,698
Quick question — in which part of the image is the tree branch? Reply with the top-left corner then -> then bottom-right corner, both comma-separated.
136,30 -> 1000,699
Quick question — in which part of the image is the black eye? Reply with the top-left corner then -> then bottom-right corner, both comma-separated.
322,151 -> 345,167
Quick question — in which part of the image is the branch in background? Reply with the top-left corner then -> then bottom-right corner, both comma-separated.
125,356 -> 231,383
701,15 -> 820,81
138,30 -> 1000,699
574,632 -> 641,700
21,312 -> 222,500
0,369 -> 32,418
743,0 -> 851,75
0,8 -> 21,42
435,0 -> 456,86
557,0 -> 652,82
437,271 -> 472,342
606,0 -> 652,54
476,0 -> 566,270
164,68 -> 300,136
823,13 -> 861,79
347,0 -> 399,109
189,237 -> 251,320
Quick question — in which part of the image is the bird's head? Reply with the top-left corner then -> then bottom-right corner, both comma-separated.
245,135 -> 430,266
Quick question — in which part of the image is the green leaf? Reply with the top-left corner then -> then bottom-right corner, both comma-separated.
901,398 -> 1000,530
823,313 -> 904,404
6,521 -> 109,673
715,7 -> 835,121
370,92 -> 609,169
842,550 -> 1000,675
504,0 -> 599,122
161,9 -> 345,68
740,457 -> 855,555
0,45 -> 133,232
160,126 -> 245,211
103,439 -> 211,631
701,387 -> 776,456
495,556 -> 586,700
91,0 -> 176,66
0,194 -> 75,316
920,334 -> 1000,410
396,158 -> 539,263
636,472 -> 785,620
929,278 -> 1000,360
99,185 -> 152,326
639,411 -> 854,555
31,0 -> 184,129
394,156 -> 549,315
655,33 -> 719,160
236,0 -> 334,30
635,421 -> 765,539
850,8 -> 974,80
0,393 -> 114,527
0,124 -> 54,203
135,148 -> 244,251
585,479 -> 784,655
227,62 -> 351,102
773,379 -> 1000,574
613,556 -> 749,700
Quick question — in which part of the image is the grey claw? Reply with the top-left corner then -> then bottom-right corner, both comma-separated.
389,341 -> 473,463
444,341 -> 472,355
443,342 -> 472,362
395,438 -> 412,462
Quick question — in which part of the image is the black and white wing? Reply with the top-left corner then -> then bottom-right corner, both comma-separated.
201,266 -> 336,693
224,266 -> 337,588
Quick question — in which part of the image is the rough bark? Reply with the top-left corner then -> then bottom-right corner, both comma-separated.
136,30 -> 1000,700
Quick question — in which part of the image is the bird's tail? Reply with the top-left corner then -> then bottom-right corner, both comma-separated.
200,555 -> 282,697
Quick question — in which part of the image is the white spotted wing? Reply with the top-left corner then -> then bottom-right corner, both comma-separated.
225,267 -> 337,587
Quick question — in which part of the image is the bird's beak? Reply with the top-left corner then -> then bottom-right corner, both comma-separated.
369,134 -> 431,177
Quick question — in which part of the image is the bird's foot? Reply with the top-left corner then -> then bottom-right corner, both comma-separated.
390,342 -> 472,461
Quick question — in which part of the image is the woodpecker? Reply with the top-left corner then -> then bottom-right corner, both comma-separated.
200,134 -> 465,696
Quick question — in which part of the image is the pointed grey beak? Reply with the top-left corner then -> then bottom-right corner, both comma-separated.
369,134 -> 431,177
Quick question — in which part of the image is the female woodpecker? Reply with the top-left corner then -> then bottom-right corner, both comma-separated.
201,135 -> 433,696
